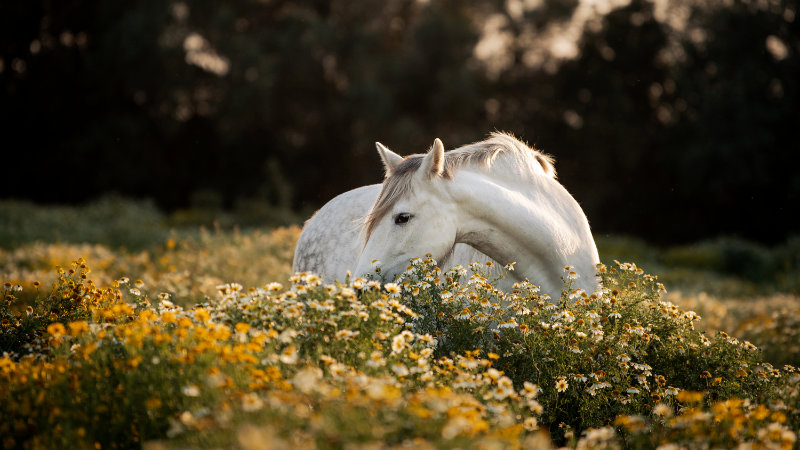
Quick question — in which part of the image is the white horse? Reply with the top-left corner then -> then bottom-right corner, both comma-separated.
293,184 -> 381,282
354,132 -> 600,298
292,188 -> 494,284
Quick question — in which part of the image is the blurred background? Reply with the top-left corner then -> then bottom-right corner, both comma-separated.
2,1 -> 800,359
1,0 -> 798,245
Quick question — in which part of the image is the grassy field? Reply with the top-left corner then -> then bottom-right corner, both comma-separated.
1,198 -> 798,448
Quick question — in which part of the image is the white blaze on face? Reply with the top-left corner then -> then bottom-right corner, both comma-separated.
354,139 -> 457,280
357,197 -> 457,280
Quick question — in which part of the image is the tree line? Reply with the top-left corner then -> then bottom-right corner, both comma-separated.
2,0 -> 797,244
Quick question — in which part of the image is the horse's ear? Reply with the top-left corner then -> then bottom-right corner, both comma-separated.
376,142 -> 404,177
419,138 -> 445,178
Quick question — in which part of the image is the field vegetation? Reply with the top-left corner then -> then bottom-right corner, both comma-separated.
1,198 -> 798,448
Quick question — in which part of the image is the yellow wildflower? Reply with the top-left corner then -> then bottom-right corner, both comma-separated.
676,390 -> 704,403
67,321 -> 89,336
194,308 -> 211,323
47,322 -> 66,337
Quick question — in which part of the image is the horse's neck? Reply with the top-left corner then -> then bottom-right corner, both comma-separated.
449,169 -> 599,296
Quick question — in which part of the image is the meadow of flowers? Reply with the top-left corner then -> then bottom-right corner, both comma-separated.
1,200 -> 799,449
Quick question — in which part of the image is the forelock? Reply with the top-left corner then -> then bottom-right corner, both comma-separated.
363,156 -> 424,242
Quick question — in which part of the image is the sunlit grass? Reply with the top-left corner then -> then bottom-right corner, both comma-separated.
1,225 -> 298,309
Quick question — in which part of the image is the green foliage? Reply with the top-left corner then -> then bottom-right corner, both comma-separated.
1,263 -> 95,358
167,196 -> 301,229
0,196 -> 168,250
393,258 -> 777,441
0,196 -> 301,252
663,237 -> 775,282
3,255 -> 797,449
598,235 -> 800,296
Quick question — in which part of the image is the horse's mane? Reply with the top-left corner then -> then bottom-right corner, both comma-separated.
364,132 -> 556,242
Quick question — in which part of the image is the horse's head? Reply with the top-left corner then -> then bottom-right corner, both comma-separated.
354,138 -> 458,281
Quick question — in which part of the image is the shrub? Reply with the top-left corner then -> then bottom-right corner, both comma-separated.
0,258 -> 797,448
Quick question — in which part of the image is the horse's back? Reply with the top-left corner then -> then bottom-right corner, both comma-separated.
292,185 -> 380,282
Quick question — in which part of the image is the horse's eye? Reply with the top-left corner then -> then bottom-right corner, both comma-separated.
394,213 -> 412,225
